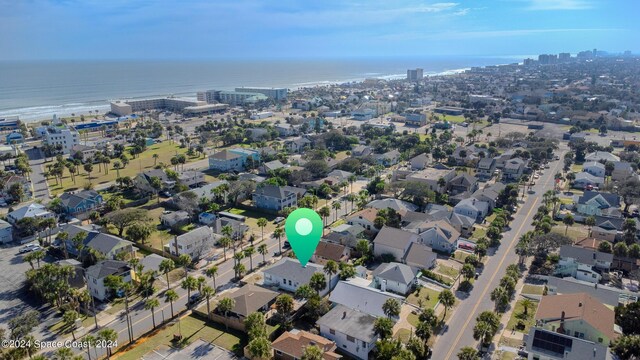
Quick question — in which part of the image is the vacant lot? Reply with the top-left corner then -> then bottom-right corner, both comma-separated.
406,286 -> 441,310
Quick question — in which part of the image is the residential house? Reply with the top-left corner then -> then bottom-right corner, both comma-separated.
258,160 -> 287,175
2,175 -> 32,201
371,262 -> 418,295
58,225 -> 136,260
252,185 -> 304,211
407,220 -> 461,253
311,241 -> 350,265
329,278 -> 404,319
493,149 -> 515,169
403,242 -> 437,270
404,166 -> 456,192
164,226 -> 218,259
547,276 -> 639,307
160,210 -> 191,228
198,212 -> 216,226
376,149 -> 400,167
611,161 -> 635,182
555,245 -> 613,283
454,198 -> 489,222
273,330 -> 341,360
134,169 -> 175,194
502,158 -> 526,181
177,170 -> 205,188
476,158 -> 496,180
366,198 -> 418,214
583,161 -> 606,178
86,260 -> 133,301
213,284 -> 278,331
372,226 -> 420,261
346,208 -> 378,233
323,224 -> 364,248
527,293 -> 619,358
452,146 -> 480,166
472,182 -> 506,210
585,151 -> 619,163
403,113 -> 427,126
275,124 -> 298,137
573,172 -> 604,190
7,203 -> 55,225
0,220 -> 12,243
208,148 -> 260,172
409,153 -> 430,170
70,144 -> 98,160
211,216 -> 249,240
58,190 -> 103,216
317,304 -> 377,360
284,137 -> 312,153
263,258 -> 339,297
175,180 -> 228,203
449,173 -> 479,196
351,145 -> 372,158
140,253 -> 167,275
575,191 -> 621,217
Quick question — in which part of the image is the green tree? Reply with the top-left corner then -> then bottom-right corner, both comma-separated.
177,253 -> 192,278
438,289 -> 455,319
457,346 -> 480,360
62,310 -> 79,340
373,317 -> 394,340
461,263 -> 475,281
563,214 -> 575,236
275,294 -> 294,327
323,260 -> 338,295
301,344 -> 324,360
159,259 -> 175,290
165,289 -> 178,317
201,285 -> 215,320
258,243 -> 268,264
217,297 -> 236,330
309,272 -> 327,294
181,275 -> 198,306
273,226 -> 285,254
244,246 -> 256,272
205,266 -> 218,290
97,328 -> 118,359
126,223 -> 153,244
257,217 -> 268,241
219,236 -> 232,260
382,298 -> 401,319
246,336 -> 271,359
611,335 -> 640,360
244,312 -> 268,340
145,298 -> 160,328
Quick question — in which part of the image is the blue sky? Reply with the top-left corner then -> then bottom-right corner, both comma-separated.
0,0 -> 637,60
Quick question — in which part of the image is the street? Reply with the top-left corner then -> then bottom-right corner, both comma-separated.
431,147 -> 566,360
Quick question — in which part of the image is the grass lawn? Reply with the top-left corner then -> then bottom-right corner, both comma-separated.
570,164 -> 582,173
395,328 -> 412,343
228,208 -> 277,236
331,219 -> 346,228
453,251 -> 471,262
506,299 -> 539,333
436,264 -> 460,279
499,351 -> 517,360
436,114 -> 466,123
116,315 -> 245,360
407,312 -> 420,327
406,287 -> 440,310
552,224 -> 588,242
48,315 -> 94,335
48,141 -> 203,195
472,226 -> 487,240
522,284 -> 544,295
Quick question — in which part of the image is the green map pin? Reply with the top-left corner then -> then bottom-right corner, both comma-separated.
284,208 -> 323,267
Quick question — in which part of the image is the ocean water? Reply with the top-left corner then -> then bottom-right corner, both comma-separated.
0,57 -> 517,122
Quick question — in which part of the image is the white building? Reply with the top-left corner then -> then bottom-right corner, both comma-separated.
0,220 -> 12,243
164,226 -> 218,260
317,305 -> 378,360
7,203 -> 55,225
41,123 -> 79,154
235,87 -> 287,100
262,258 -> 339,297
86,260 -> 132,301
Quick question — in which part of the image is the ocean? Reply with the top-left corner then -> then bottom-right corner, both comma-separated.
0,57 -> 519,122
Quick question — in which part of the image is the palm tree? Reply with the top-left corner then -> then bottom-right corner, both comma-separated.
521,298 -> 534,316
159,259 -> 175,290
165,289 -> 179,317
246,337 -> 271,359
84,334 -> 96,360
145,298 -> 160,328
97,328 -> 118,359
219,236 -> 232,260
331,202 -> 341,223
585,216 -> 596,237
57,231 -> 69,259
273,226 -> 285,254
415,318 -> 432,346
244,246 -> 256,272
258,243 -> 268,264
348,174 -> 357,193
205,266 -> 218,290
201,285 -> 215,321
113,161 -> 122,178
318,206 -> 330,230
257,218 -> 268,241
563,214 -> 575,236
438,289 -> 455,320
62,310 -> 79,340
152,153 -> 159,166
234,263 -> 246,279
181,275 -> 198,305
457,346 -> 480,360
217,297 -> 236,330
323,260 -> 338,295
473,320 -> 494,348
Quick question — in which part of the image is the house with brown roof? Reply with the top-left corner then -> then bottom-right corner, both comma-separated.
346,208 -> 378,234
534,293 -> 619,346
212,284 -> 278,332
272,329 -> 341,360
311,241 -> 350,265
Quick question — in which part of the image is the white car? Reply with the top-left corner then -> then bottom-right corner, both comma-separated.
19,244 -> 40,254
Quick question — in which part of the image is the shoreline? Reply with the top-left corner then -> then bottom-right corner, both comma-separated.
2,66 -> 474,123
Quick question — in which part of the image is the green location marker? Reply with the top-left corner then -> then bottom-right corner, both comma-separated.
284,208 -> 323,267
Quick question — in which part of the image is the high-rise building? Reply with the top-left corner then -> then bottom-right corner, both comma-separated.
39,116 -> 79,154
523,58 -> 535,66
559,53 -> 571,61
407,68 -> 424,81
110,97 -> 203,116
538,54 -> 551,64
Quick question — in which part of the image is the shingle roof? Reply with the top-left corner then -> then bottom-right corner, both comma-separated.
347,208 -> 378,223
559,245 -> 613,265
176,226 -> 214,246
316,305 -> 377,342
253,185 -> 303,200
536,293 -> 618,341
86,260 -> 130,279
85,233 -> 133,254
210,150 -> 243,160
367,198 -> 418,213
272,330 -> 341,360
578,191 -> 620,208
228,284 -> 278,317
403,242 -> 437,269
8,203 -> 52,220
328,278 -> 404,318
372,262 -> 418,285
59,190 -> 100,209
373,226 -> 418,249
314,241 -> 347,262
264,258 -> 325,284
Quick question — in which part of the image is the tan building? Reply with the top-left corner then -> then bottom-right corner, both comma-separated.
272,330 -> 341,360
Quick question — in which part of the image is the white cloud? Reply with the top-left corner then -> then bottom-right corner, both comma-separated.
526,0 -> 593,10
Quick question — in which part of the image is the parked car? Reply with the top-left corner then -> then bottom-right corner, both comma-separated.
188,293 -> 202,306
273,217 -> 285,224
19,244 -> 40,254
283,241 -> 291,249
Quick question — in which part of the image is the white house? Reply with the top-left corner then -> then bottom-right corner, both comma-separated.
7,203 -> 55,225
329,278 -> 404,319
86,260 -> 133,301
583,161 -> 606,178
0,220 -> 12,243
372,227 -> 420,261
371,262 -> 418,295
453,198 -> 489,222
317,305 -> 378,360
164,226 -> 218,260
346,208 -> 378,233
262,258 -> 339,297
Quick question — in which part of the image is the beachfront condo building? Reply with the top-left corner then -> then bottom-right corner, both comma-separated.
37,117 -> 79,154
235,87 -> 287,100
109,97 -> 204,116
407,68 -> 424,81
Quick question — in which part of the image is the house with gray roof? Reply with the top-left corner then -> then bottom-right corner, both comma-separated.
58,189 -> 103,216
86,260 -> 132,301
371,262 -> 418,294
573,171 -> 604,190
317,304 -> 378,360
472,182 -> 506,210
366,198 -> 418,214
612,161 -> 635,182
164,226 -> 218,260
476,158 -> 496,180
0,220 -> 12,243
585,151 -> 620,163
410,153 -> 430,170
372,226 -> 420,261
7,203 -> 55,225
208,150 -> 245,171
263,258 -> 339,297
576,191 -> 621,217
329,277 -> 404,319
583,161 -> 606,178
258,160 -> 287,175
403,242 -> 437,270
56,224 -> 135,260
140,253 -> 167,275
252,185 -> 304,211
160,210 -> 191,228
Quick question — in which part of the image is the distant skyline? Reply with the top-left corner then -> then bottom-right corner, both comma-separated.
0,0 -> 638,61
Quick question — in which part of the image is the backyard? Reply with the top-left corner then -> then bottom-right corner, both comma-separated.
406,286 -> 441,310
505,299 -> 539,333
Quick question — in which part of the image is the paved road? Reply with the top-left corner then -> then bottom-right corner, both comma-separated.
25,147 -> 51,201
431,148 -> 566,360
